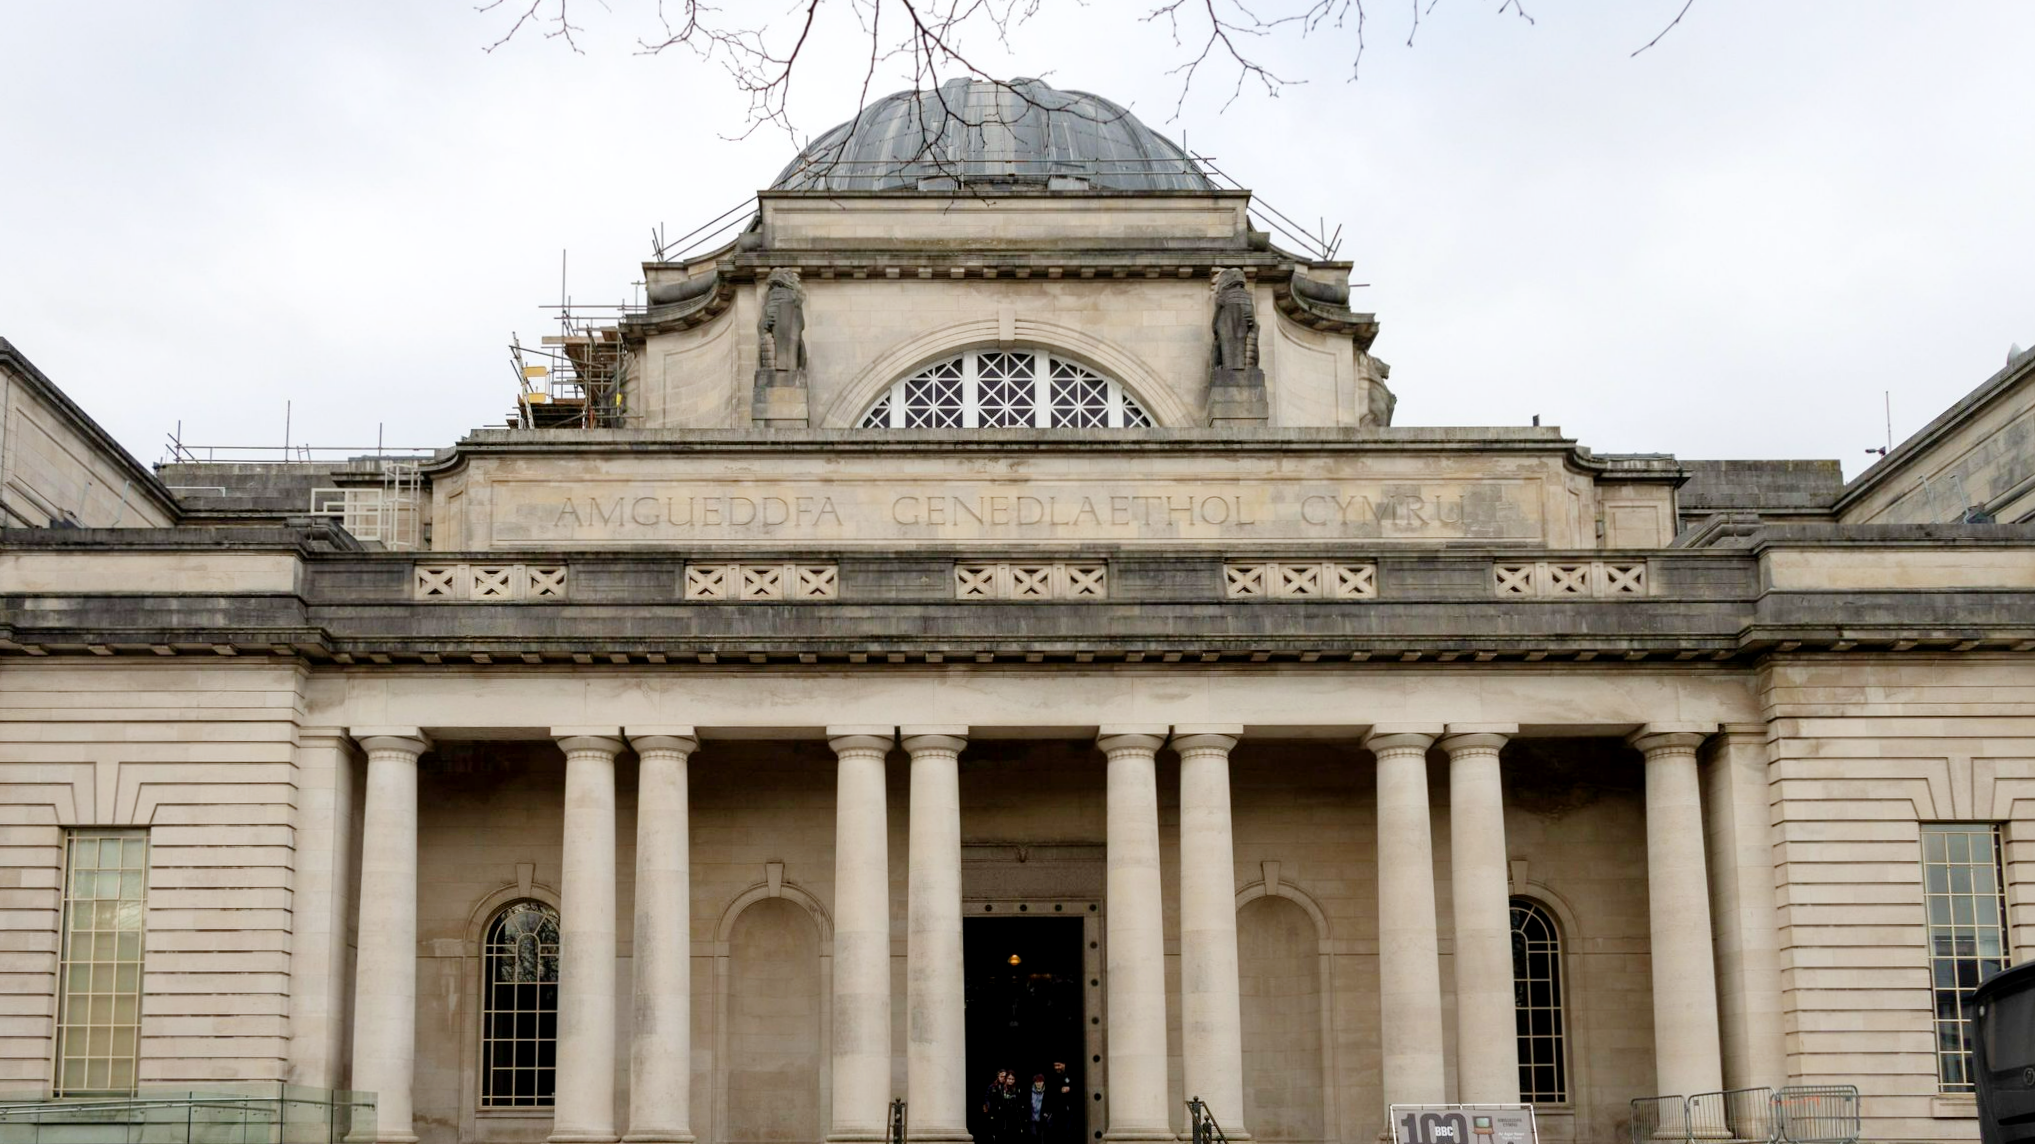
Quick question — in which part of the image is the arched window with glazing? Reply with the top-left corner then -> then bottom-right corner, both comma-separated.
1510,898 -> 1568,1104
481,900 -> 561,1107
859,349 -> 1153,429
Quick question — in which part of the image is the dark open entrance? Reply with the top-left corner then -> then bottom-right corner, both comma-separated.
964,917 -> 1086,1144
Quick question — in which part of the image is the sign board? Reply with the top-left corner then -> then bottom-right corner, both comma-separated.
1388,1105 -> 1537,1144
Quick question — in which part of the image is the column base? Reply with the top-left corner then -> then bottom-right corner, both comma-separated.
548,1135 -> 622,1144
622,1135 -> 695,1143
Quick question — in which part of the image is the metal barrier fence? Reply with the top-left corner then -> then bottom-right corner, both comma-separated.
1630,1086 -> 1860,1144
0,1086 -> 374,1144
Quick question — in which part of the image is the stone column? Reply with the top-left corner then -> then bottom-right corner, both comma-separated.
902,727 -> 971,1144
1174,726 -> 1248,1134
1703,725 -> 1786,1089
829,727 -> 897,1143
1440,725 -> 1520,1105
625,729 -> 699,1144
1097,727 -> 1173,1142
347,729 -> 430,1144
1630,725 -> 1725,1098
1364,725 -> 1446,1108
291,730 -> 360,1092
552,729 -> 626,1144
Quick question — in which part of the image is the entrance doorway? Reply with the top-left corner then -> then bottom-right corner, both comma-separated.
964,916 -> 1086,1144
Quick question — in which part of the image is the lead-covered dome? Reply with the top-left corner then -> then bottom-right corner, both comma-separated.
771,77 -> 1216,193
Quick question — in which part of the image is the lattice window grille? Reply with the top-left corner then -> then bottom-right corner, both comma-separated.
951,562 -> 1108,600
1224,562 -> 1378,600
860,350 -> 1152,429
683,564 -> 840,601
413,564 -> 568,602
1492,562 -> 1649,598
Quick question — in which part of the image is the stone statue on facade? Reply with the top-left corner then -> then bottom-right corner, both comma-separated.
753,268 -> 811,426
1207,268 -> 1268,424
1361,375 -> 1398,430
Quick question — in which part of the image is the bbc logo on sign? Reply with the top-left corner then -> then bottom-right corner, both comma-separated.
1389,1106 -> 1537,1144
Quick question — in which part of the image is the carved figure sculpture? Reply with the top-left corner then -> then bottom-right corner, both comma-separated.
757,268 -> 807,378
1209,268 -> 1259,381
1362,377 -> 1398,430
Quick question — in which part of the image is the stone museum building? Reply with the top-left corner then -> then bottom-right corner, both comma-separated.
2,78 -> 2034,1144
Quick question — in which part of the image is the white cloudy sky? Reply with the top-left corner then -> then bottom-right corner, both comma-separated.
1,1 -> 2029,476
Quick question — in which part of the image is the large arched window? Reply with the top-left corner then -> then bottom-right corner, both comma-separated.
859,349 -> 1153,428
1510,899 -> 1568,1104
481,900 -> 560,1108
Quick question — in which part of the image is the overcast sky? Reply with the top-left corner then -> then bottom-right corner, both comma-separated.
2,1 -> 2029,477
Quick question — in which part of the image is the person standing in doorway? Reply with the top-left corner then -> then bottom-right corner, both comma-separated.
1048,1062 -> 1076,1144
1026,1075 -> 1050,1142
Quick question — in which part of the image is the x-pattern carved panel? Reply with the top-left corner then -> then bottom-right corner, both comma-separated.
1492,561 -> 1651,598
1276,564 -> 1322,598
683,564 -> 840,602
1602,564 -> 1646,594
526,567 -> 568,597
414,563 -> 569,602
1064,565 -> 1107,598
415,566 -> 461,598
739,565 -> 784,600
1224,564 -> 1267,598
471,567 -> 518,599
1546,565 -> 1589,596
952,562 -> 1107,600
1010,566 -> 1054,598
683,566 -> 729,600
954,565 -> 997,598
1332,563 -> 1377,599
1227,562 -> 1379,602
794,565 -> 838,599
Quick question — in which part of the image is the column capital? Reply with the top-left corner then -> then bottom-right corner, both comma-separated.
554,727 -> 627,756
828,726 -> 896,756
900,726 -> 967,755
1628,724 -> 1715,756
1171,726 -> 1241,755
1363,724 -> 1441,754
629,729 -> 700,756
1097,726 -> 1168,754
1438,726 -> 1513,755
350,728 -> 432,756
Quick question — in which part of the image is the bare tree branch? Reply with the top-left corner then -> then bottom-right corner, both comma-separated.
1632,0 -> 1694,57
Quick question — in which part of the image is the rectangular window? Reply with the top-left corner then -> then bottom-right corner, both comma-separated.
1922,823 -> 2010,1092
54,830 -> 148,1096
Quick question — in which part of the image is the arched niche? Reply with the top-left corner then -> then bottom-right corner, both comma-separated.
1236,877 -> 1336,1144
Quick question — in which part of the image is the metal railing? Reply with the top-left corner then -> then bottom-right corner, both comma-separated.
0,1086 -> 374,1144
1186,1096 -> 1229,1144
889,1098 -> 907,1144
1630,1086 -> 1859,1144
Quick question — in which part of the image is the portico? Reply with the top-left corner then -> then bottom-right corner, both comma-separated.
336,699 -> 1766,1144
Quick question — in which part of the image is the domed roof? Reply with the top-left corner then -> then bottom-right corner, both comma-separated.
771,77 -> 1216,193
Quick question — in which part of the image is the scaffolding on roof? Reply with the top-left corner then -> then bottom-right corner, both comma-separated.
509,305 -> 633,430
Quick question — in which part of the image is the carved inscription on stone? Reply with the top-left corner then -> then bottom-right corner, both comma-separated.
486,477 -> 1543,546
